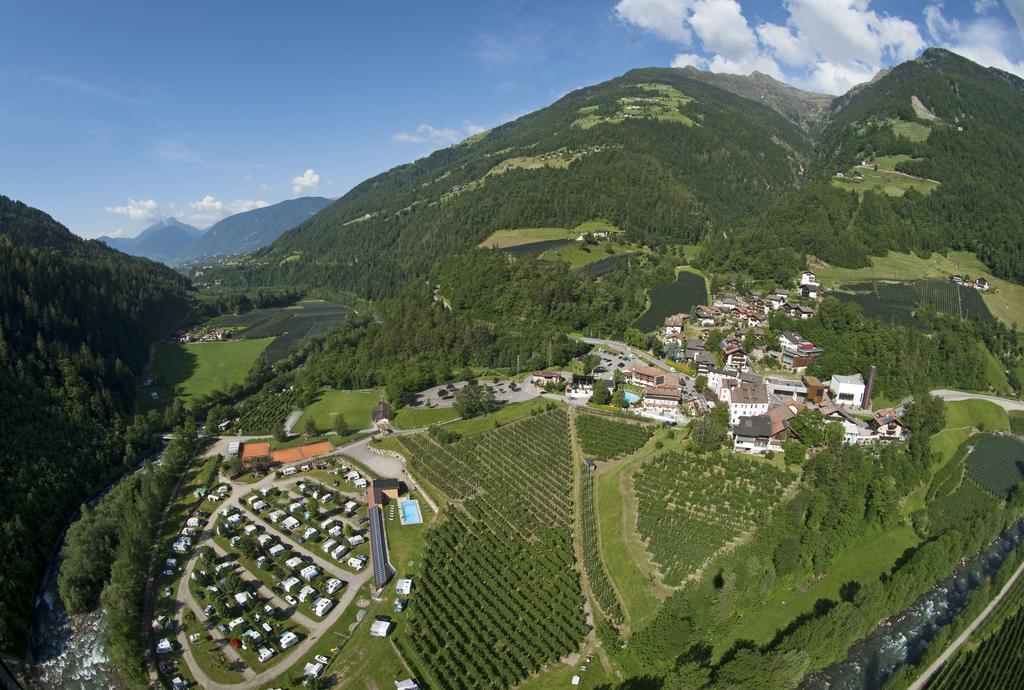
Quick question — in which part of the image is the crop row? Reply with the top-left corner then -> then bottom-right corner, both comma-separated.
580,473 -> 623,624
635,451 -> 793,585
397,411 -> 585,689
236,387 -> 301,434
576,413 -> 653,461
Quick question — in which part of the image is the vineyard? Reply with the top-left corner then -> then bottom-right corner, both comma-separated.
635,451 -> 794,586
235,387 -> 301,434
836,279 -> 993,327
213,301 -> 352,362
926,572 -> 1024,690
966,434 -> 1024,499
580,472 -> 623,625
576,413 -> 654,461
635,270 -> 707,331
395,410 -> 586,689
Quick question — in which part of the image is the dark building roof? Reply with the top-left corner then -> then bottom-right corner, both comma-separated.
373,477 -> 401,491
372,401 -> 391,423
369,506 -> 395,590
732,415 -> 773,438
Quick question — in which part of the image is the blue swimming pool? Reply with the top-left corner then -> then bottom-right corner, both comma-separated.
623,391 -> 641,404
399,499 -> 423,525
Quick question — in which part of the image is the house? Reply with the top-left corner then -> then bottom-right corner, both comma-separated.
684,339 -> 706,361
627,364 -> 671,387
779,332 -> 823,370
396,578 -> 413,595
800,271 -> 820,287
872,408 -> 910,442
784,303 -> 815,320
370,477 -> 401,508
802,375 -> 828,404
819,404 -> 863,444
976,277 -> 990,290
567,374 -> 594,399
370,619 -> 393,637
721,343 -> 748,370
707,367 -> 741,395
829,373 -> 866,407
372,401 -> 391,431
641,385 -> 682,415
731,415 -> 773,455
663,313 -> 688,339
952,274 -> 964,284
279,631 -> 299,650
721,381 -> 769,425
800,284 -> 820,300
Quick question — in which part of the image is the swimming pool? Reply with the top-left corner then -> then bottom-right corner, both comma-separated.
399,499 -> 423,525
623,391 -> 641,404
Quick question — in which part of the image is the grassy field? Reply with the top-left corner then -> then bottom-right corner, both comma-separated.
479,220 -> 621,249
594,430 -> 681,631
143,338 -> 273,409
574,82 -> 697,129
392,406 -> 460,429
832,165 -> 939,197
539,239 -> 638,269
812,250 -> 1024,330
944,399 -> 1010,432
443,397 -> 556,436
890,118 -> 932,142
296,388 -> 383,432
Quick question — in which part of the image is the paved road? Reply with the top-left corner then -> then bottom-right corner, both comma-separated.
930,390 -> 1024,412
283,410 -> 303,435
170,467 -> 373,690
909,557 -> 1024,690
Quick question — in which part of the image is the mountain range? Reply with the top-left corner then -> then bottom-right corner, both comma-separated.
98,196 -> 332,265
208,48 -> 1024,298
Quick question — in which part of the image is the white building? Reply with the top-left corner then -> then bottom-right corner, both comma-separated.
829,373 -> 866,407
800,271 -> 820,287
720,381 -> 769,425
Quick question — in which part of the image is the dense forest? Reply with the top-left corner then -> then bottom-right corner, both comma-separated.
0,196 -> 190,653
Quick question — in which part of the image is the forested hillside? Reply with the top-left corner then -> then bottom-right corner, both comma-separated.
702,49 -> 1024,283
211,67 -> 812,298
0,196 -> 191,652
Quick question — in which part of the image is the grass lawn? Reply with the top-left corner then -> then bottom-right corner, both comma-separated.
812,250 -> 1024,331
443,397 -> 556,436
479,220 -> 621,249
831,165 -> 939,197
297,388 -> 383,432
144,338 -> 273,408
594,430 -> 681,632
392,406 -> 460,429
517,658 -> 614,690
721,523 -> 920,656
945,399 -> 1010,432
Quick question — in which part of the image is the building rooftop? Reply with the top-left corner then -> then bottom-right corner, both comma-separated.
729,381 -> 769,405
831,373 -> 865,386
732,415 -> 773,438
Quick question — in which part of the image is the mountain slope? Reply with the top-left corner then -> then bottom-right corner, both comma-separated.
676,66 -> 833,130
0,195 -> 190,653
99,217 -> 203,263
183,196 -> 332,260
701,48 -> 1024,284
213,67 -> 814,298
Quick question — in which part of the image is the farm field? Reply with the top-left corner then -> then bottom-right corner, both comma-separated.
580,471 -> 624,625
210,300 -> 352,362
539,239 -> 640,270
394,410 -> 586,689
392,405 -> 460,429
635,269 -> 708,331
831,165 -> 939,197
890,118 -> 932,141
234,387 -> 302,435
478,220 -> 621,249
966,434 -> 1024,499
812,250 -> 1024,330
576,413 -> 654,461
296,388 -> 383,432
634,450 -> 795,586
835,279 -> 993,326
573,82 -> 697,129
442,397 -> 554,436
143,337 -> 273,408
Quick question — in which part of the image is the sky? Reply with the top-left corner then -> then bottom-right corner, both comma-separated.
2,0 -> 1022,239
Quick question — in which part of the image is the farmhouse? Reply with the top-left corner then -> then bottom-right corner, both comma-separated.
800,271 -> 820,287
372,401 -> 391,431
871,408 -> 910,442
829,373 -> 866,407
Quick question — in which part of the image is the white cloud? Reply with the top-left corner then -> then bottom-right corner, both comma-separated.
757,22 -> 816,67
1005,0 -> 1024,40
184,195 -> 270,226
925,5 -> 1024,76
153,139 -> 202,164
973,0 -> 998,12
615,0 -> 694,44
105,198 -> 159,221
391,122 -> 484,145
672,52 -> 707,68
291,169 -> 321,195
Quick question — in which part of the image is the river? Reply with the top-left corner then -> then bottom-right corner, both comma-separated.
802,518 -> 1024,690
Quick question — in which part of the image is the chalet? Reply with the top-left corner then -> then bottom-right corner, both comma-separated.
976,277 -> 990,291
641,385 -> 682,414
372,402 -> 391,431
800,271 -> 820,287
731,415 -> 773,454
721,381 -> 769,425
829,373 -> 866,407
767,293 -> 789,311
663,313 -> 688,339
800,284 -> 820,300
871,409 -> 910,442
720,342 -> 748,370
532,371 -> 564,388
627,364 -> 670,388
952,274 -> 964,284
819,404 -> 863,444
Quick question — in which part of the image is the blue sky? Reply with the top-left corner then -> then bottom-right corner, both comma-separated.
2,0 -> 1022,239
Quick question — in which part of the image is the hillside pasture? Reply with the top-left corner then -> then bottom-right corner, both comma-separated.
479,220 -> 622,249
831,165 -> 939,197
539,240 -> 640,270
966,434 -> 1024,499
635,270 -> 708,331
890,118 -> 932,141
945,399 -> 1010,432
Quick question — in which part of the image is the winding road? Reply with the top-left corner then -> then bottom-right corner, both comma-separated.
930,390 -> 1024,413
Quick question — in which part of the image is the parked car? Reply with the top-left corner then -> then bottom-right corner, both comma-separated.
284,595 -> 298,606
